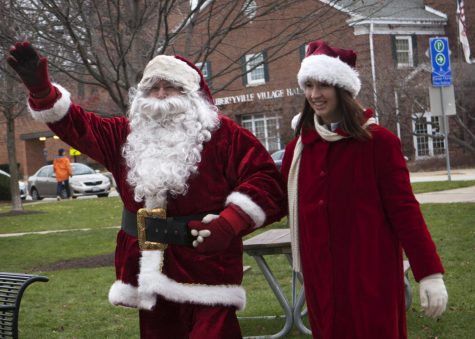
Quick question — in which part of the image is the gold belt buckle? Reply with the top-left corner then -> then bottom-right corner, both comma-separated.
137,208 -> 168,251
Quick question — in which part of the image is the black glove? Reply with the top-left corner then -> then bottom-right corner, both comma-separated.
7,41 -> 53,98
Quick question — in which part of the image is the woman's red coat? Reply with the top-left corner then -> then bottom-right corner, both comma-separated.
281,120 -> 444,339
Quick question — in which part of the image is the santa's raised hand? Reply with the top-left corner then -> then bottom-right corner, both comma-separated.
188,205 -> 252,253
7,41 -> 54,98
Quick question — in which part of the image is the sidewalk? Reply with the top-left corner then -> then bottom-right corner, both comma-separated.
411,168 -> 475,204
410,168 -> 475,183
415,186 -> 475,204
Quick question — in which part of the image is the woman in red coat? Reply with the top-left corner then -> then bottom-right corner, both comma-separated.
281,40 -> 448,339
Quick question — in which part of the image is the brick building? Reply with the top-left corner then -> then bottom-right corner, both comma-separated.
1,0 -> 474,179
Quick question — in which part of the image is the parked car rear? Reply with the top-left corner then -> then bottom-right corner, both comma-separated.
0,169 -> 27,200
28,163 -> 111,200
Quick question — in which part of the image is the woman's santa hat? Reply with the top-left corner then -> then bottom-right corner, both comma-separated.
138,54 -> 214,103
297,40 -> 361,97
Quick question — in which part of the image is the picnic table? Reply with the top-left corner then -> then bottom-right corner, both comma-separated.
243,228 -> 311,338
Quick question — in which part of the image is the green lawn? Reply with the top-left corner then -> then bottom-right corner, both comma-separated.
411,180 -> 475,194
0,185 -> 474,338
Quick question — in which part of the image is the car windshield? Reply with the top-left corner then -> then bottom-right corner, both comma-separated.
72,164 -> 95,175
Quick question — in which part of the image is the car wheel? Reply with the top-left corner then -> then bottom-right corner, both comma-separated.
97,193 -> 109,198
30,188 -> 43,201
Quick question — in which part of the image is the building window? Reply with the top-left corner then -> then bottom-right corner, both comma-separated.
241,113 -> 281,152
195,62 -> 210,79
413,113 -> 446,159
393,36 -> 414,68
196,61 -> 212,87
242,53 -> 267,86
242,0 -> 257,19
299,43 -> 309,61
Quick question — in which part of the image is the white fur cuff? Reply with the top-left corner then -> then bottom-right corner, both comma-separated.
225,191 -> 266,228
28,83 -> 71,123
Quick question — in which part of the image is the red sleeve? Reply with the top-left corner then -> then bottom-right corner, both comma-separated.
221,117 -> 287,228
374,128 -> 444,281
47,102 -> 129,173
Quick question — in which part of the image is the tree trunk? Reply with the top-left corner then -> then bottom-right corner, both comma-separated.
6,114 -> 23,211
4,65 -> 23,211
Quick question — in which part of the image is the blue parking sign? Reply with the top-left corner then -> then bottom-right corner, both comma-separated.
430,37 -> 452,87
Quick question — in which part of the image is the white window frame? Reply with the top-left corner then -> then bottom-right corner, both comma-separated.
395,36 -> 414,68
241,113 -> 281,152
195,62 -> 209,80
245,53 -> 266,86
242,0 -> 257,19
412,112 -> 446,160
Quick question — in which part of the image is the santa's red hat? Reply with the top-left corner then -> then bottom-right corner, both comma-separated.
138,54 -> 214,103
297,40 -> 361,97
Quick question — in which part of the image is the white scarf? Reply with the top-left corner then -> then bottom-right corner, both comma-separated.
287,114 -> 377,272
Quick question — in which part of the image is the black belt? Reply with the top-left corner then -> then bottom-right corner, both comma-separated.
121,208 -> 211,247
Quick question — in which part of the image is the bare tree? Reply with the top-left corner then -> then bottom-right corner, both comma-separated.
0,0 -> 372,209
0,0 -> 26,211
2,0 -> 371,112
361,59 -> 475,161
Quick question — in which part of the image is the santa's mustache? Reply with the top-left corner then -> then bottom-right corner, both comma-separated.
130,95 -> 193,121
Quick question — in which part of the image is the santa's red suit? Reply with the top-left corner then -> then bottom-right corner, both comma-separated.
18,47 -> 286,338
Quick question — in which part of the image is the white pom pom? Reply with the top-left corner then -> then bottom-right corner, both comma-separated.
291,113 -> 301,131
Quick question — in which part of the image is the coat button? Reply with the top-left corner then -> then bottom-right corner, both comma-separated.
320,171 -> 326,177
318,199 -> 324,206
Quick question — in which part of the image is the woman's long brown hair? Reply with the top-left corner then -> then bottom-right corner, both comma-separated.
294,87 -> 372,140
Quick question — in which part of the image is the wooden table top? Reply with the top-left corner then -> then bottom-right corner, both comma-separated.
243,228 -> 291,255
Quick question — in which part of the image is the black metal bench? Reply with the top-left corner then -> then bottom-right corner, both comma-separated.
0,273 -> 49,339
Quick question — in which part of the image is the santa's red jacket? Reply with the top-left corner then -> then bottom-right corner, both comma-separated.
29,84 -> 286,310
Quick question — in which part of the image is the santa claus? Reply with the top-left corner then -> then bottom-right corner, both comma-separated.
8,42 -> 286,338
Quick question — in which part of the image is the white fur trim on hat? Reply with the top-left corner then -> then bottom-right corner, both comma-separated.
28,83 -> 71,123
139,55 -> 200,93
225,191 -> 266,228
297,54 -> 361,97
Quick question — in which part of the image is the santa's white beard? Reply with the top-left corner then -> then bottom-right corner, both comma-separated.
123,92 -> 219,208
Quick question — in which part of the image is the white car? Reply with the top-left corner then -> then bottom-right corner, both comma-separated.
27,163 -> 111,200
0,169 -> 27,200
271,149 -> 285,171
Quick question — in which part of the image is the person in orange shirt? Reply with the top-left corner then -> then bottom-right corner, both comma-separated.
53,148 -> 72,200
